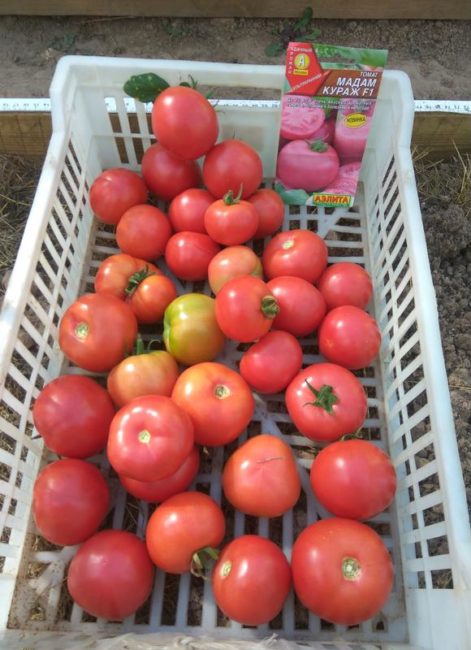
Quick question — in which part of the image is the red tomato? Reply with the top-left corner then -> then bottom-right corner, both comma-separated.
222,434 -> 301,517
204,191 -> 259,245
239,331 -> 302,394
59,293 -> 138,373
146,492 -> 225,574
262,229 -> 328,283
141,143 -> 201,201
208,245 -> 263,295
32,375 -> 115,458
164,231 -> 221,281
129,273 -> 177,324
310,439 -> 397,520
116,204 -> 172,261
33,459 -> 109,546
212,536 -> 291,626
318,305 -> 381,369
215,275 -> 279,343
267,276 -> 326,337
151,86 -> 218,160
277,140 -> 339,191
203,139 -> 263,199
291,518 -> 394,625
107,348 -> 179,408
107,395 -> 194,482
89,168 -> 148,225
317,262 -> 373,310
94,253 -> 160,300
67,530 -> 154,620
248,188 -> 285,239
285,363 -> 367,442
171,362 -> 254,447
168,188 -> 214,233
120,445 -> 200,503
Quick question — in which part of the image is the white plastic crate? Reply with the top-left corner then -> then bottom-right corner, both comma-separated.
0,56 -> 470,650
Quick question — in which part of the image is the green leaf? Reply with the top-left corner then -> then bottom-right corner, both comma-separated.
303,29 -> 321,41
295,6 -> 313,31
265,41 -> 285,57
274,183 -> 310,206
123,72 -> 170,103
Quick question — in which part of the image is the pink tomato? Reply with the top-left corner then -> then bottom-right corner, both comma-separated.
277,140 -> 339,192
280,95 -> 325,141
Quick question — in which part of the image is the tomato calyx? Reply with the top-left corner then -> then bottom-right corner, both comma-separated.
261,296 -> 280,319
303,381 -> 338,414
223,185 -> 244,206
220,560 -> 232,579
342,556 -> 361,581
125,266 -> 155,296
138,430 -> 152,444
75,322 -> 89,340
214,384 -> 231,399
306,139 -> 328,154
190,546 -> 220,579
281,239 -> 295,250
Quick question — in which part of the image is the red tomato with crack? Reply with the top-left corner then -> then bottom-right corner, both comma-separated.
277,140 -> 339,191
116,204 -> 172,261
215,275 -> 279,342
318,305 -> 381,369
310,439 -> 397,520
168,188 -> 214,233
239,330 -> 302,394
94,253 -> 160,300
59,293 -> 138,373
33,459 -> 109,546
208,245 -> 263,295
146,492 -> 225,574
128,273 -> 177,324
90,168 -> 148,225
151,86 -> 218,160
141,143 -> 201,201
33,375 -> 115,458
262,229 -> 328,283
267,276 -> 326,337
164,231 -> 221,281
285,363 -> 367,442
222,434 -> 301,517
67,530 -> 154,620
120,445 -> 200,503
107,395 -> 194,482
317,262 -> 373,311
204,191 -> 259,246
247,188 -> 285,239
203,139 -> 263,199
212,535 -> 291,626
291,518 -> 394,625
171,362 -> 254,447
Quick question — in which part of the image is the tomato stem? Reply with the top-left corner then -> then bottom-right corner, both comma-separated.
75,322 -> 89,340
261,296 -> 279,319
214,384 -> 231,399
223,184 -> 244,206
221,560 -> 232,578
342,556 -> 361,581
281,239 -> 295,250
303,381 -> 338,414
190,546 -> 220,579
125,265 -> 155,296
138,430 -> 152,444
307,139 -> 328,153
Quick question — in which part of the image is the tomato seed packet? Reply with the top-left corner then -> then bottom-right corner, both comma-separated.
275,43 -> 388,208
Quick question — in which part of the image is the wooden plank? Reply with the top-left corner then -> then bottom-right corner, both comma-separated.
0,0 -> 470,20
0,111 -> 470,159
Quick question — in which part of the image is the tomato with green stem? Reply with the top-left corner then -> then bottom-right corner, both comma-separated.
208,245 -> 263,295
204,188 -> 259,246
94,253 -> 161,300
128,273 -> 177,324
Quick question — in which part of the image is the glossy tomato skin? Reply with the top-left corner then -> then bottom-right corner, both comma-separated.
33,459 -> 109,546
129,274 -> 177,324
168,188 -> 214,233
239,331 -> 302,394
291,518 -> 394,625
204,197 -> 259,246
317,262 -> 373,311
277,140 -> 340,191
267,276 -> 327,337
203,139 -> 263,199
163,294 -> 225,366
222,434 -> 301,517
90,168 -> 148,225
248,189 -> 285,239
33,375 -> 115,458
172,362 -> 254,446
142,143 -> 201,201
107,350 -> 179,408
215,276 -> 279,343
94,253 -> 160,300
146,491 -> 225,574
107,395 -> 194,482
263,229 -> 328,283
164,231 -> 221,281
116,204 -> 172,261
310,439 -> 397,520
67,529 -> 154,620
59,293 -> 138,373
318,305 -> 381,370
120,445 -> 199,503
212,535 -> 291,626
285,363 -> 367,442
208,246 -> 263,295
151,86 -> 218,160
